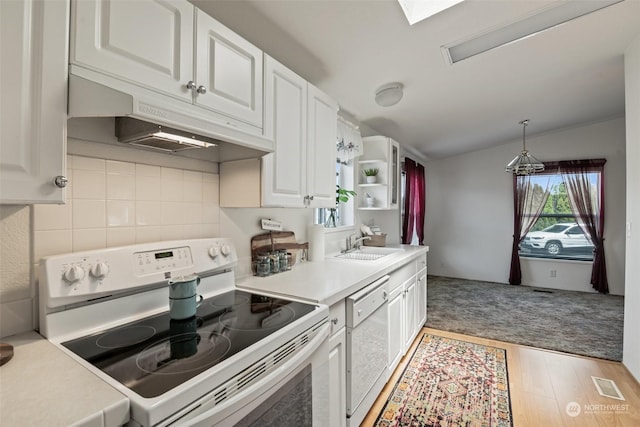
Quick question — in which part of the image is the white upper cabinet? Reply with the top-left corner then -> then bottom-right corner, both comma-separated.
196,10 -> 263,128
220,56 -> 337,208
306,84 -> 338,208
1,0 -> 69,204
262,56 -> 307,206
70,0 -> 263,131
71,0 -> 194,102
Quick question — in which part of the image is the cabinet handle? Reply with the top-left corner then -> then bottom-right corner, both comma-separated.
196,85 -> 207,94
186,81 -> 196,90
382,291 -> 388,300
53,176 -> 68,188
331,317 -> 339,325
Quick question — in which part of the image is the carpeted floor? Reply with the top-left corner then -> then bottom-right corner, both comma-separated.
425,276 -> 624,361
375,334 -> 512,427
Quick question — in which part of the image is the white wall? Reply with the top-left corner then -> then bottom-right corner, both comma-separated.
623,33 -> 640,382
425,117 -> 627,295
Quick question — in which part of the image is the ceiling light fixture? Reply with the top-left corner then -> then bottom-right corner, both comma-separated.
397,0 -> 464,25
374,83 -> 404,107
442,0 -> 623,64
505,119 -> 544,175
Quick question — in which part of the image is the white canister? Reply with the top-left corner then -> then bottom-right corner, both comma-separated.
308,224 -> 325,262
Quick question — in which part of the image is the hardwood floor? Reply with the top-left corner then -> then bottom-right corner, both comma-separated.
362,327 -> 640,426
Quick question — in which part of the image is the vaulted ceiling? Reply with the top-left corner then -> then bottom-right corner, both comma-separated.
193,0 -> 640,160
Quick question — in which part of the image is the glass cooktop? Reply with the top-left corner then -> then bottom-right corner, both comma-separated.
62,290 -> 316,398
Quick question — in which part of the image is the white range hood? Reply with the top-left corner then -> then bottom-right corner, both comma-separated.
68,72 -> 273,162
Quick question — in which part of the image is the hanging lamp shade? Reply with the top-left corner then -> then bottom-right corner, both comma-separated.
505,119 -> 544,175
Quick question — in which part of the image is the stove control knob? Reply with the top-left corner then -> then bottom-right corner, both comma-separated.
90,262 -> 109,279
220,244 -> 232,257
63,265 -> 85,284
208,246 -> 220,259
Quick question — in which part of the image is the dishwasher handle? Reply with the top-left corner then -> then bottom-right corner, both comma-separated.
347,275 -> 390,304
347,275 -> 390,328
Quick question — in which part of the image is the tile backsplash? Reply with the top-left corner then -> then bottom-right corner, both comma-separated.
33,155 -> 220,261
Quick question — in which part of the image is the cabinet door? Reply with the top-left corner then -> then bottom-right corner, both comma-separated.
417,273 -> 427,329
262,56 -> 307,207
328,329 -> 347,427
404,279 -> 417,351
1,0 -> 68,204
387,286 -> 404,375
306,84 -> 337,208
196,9 -> 263,129
71,0 -> 194,102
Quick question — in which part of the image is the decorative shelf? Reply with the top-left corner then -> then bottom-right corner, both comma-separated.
357,207 -> 387,210
358,159 -> 386,164
358,183 -> 387,187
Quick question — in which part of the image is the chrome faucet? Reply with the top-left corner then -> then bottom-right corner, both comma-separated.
345,233 -> 371,252
345,233 -> 359,252
352,236 -> 371,250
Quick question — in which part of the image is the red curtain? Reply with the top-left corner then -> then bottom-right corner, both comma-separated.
402,158 -> 425,245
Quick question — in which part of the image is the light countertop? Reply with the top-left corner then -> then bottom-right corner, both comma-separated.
0,331 -> 129,427
237,244 -> 429,306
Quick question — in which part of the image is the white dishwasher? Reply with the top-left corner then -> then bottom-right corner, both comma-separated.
346,275 -> 390,427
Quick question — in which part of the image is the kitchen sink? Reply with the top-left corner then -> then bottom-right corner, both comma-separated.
333,247 -> 402,261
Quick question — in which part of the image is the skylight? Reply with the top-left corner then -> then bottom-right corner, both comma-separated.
397,0 -> 464,25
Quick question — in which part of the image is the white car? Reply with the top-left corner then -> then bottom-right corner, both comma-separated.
520,223 -> 594,256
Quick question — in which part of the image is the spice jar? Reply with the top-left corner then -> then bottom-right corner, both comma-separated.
279,250 -> 292,271
256,254 -> 271,277
270,253 -> 280,273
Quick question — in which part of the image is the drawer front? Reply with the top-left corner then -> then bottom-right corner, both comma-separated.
329,299 -> 346,334
387,262 -> 416,293
417,254 -> 427,275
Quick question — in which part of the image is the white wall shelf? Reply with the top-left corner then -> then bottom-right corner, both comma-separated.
356,136 -> 399,210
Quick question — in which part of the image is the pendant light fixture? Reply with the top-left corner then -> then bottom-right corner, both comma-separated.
505,119 -> 545,175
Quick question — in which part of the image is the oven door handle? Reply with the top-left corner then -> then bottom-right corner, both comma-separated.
172,321 -> 331,426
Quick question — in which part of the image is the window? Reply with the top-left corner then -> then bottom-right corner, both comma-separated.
510,158 -> 607,291
314,160 -> 355,228
314,117 -> 361,229
518,172 -> 600,261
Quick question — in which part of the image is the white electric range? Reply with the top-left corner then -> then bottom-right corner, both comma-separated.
38,238 -> 330,427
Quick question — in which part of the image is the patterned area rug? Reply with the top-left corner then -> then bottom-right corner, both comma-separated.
375,334 -> 512,427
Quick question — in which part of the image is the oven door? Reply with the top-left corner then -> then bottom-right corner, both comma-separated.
168,321 -> 330,427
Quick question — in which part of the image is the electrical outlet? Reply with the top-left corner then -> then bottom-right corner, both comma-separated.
550,270 -> 557,278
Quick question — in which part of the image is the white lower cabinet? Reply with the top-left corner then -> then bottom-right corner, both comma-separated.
403,278 -> 417,351
326,253 -> 427,426
328,327 -> 347,427
387,284 -> 405,375
387,256 -> 428,375
417,268 -> 427,327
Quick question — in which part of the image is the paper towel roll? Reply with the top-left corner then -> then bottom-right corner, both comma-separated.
308,224 -> 325,262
